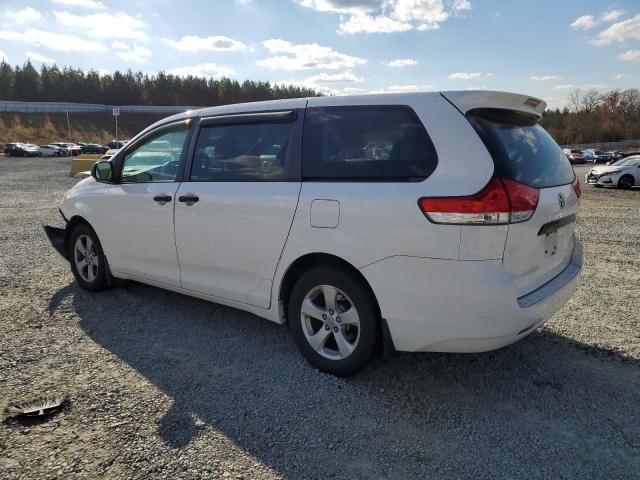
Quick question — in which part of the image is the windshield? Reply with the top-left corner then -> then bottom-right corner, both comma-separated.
612,156 -> 640,167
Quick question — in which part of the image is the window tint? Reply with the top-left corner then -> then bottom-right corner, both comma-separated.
190,122 -> 294,181
468,109 -> 575,188
121,126 -> 189,183
302,106 -> 437,181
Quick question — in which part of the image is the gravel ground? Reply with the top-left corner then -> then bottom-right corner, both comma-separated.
0,157 -> 639,479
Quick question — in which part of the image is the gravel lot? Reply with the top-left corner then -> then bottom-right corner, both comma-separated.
1,157 -> 639,479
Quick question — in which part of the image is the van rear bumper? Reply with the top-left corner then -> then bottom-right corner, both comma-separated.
360,238 -> 583,353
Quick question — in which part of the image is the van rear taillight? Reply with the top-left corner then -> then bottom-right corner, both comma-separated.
418,177 -> 539,225
571,176 -> 581,199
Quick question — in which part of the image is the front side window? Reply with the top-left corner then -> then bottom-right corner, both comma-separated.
190,122 -> 294,181
121,126 -> 189,183
302,106 -> 437,181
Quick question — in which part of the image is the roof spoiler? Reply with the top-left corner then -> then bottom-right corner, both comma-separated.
441,90 -> 546,119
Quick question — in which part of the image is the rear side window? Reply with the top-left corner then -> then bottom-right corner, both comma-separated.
302,106 -> 437,181
468,109 -> 575,188
191,122 -> 294,181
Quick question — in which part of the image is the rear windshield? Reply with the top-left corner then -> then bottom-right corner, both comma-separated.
467,109 -> 575,188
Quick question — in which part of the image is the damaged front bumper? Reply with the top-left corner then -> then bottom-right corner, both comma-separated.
43,210 -> 69,261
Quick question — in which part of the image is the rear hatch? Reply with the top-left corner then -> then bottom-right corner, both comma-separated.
466,107 -> 579,297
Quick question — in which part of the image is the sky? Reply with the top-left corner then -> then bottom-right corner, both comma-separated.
0,0 -> 639,108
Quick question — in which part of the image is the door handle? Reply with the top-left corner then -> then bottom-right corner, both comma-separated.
153,194 -> 172,205
178,194 -> 199,205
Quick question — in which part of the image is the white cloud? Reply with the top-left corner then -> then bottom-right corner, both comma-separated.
165,35 -> 246,52
343,87 -> 367,92
297,0 -> 471,34
304,71 -> 363,83
530,75 -> 563,81
619,49 -> 640,62
169,63 -> 235,78
388,83 -> 432,92
448,71 -> 483,79
570,15 -> 597,30
26,51 -> 56,63
54,11 -> 148,41
111,42 -> 151,63
0,51 -> 8,62
338,13 -> 412,33
257,39 -> 367,70
601,9 -> 623,22
613,73 -> 628,80
0,28 -> 107,52
53,0 -> 106,8
552,83 -> 608,91
591,14 -> 640,46
388,58 -> 417,67
9,7 -> 42,24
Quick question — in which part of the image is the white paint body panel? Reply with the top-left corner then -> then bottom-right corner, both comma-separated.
101,182 -> 182,286
174,182 -> 300,308
58,91 -> 582,354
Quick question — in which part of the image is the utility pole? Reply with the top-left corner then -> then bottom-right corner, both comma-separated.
113,107 -> 120,142
66,110 -> 71,143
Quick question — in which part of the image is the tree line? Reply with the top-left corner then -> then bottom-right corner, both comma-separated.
540,88 -> 640,145
0,61 -> 320,107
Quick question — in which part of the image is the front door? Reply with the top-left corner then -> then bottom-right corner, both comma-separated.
174,112 -> 302,308
100,121 -> 192,287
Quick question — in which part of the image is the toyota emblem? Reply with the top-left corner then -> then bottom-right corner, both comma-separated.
558,193 -> 565,209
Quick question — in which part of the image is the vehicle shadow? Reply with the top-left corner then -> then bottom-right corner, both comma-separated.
52,281 -> 640,479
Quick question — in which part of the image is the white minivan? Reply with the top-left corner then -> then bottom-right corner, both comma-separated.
45,91 -> 583,376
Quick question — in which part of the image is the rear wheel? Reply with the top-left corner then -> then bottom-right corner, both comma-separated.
68,224 -> 110,291
288,266 -> 379,376
618,174 -> 634,189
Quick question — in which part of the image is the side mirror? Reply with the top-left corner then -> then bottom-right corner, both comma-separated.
91,161 -> 113,182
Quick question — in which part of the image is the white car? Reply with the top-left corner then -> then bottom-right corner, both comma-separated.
585,156 -> 640,188
39,144 -> 65,157
44,91 -> 583,376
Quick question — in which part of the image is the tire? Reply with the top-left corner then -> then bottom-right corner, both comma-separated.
288,266 -> 379,377
68,223 -> 110,292
618,174 -> 634,189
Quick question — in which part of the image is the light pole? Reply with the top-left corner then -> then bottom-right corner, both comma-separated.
113,107 -> 120,142
66,110 -> 71,143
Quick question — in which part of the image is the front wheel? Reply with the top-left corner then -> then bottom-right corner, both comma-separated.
618,174 -> 634,189
68,224 -> 110,291
288,267 -> 379,376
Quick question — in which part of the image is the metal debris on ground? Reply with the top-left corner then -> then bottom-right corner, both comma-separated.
5,394 -> 67,418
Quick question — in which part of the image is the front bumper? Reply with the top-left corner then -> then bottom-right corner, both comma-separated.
43,225 -> 69,260
360,239 -> 583,353
585,172 -> 616,185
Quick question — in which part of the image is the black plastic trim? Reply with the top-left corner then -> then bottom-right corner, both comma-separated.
538,214 -> 576,236
199,110 -> 297,126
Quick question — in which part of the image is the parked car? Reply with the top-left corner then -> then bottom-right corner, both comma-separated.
586,155 -> 640,188
100,148 -> 120,160
52,142 -> 82,156
563,149 -> 585,164
81,143 -> 108,154
39,145 -> 67,157
4,143 -> 41,157
44,91 -> 583,376
583,149 -> 611,163
107,140 -> 129,149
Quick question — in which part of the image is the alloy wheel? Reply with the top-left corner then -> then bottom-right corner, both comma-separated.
300,285 -> 360,360
73,234 -> 99,282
